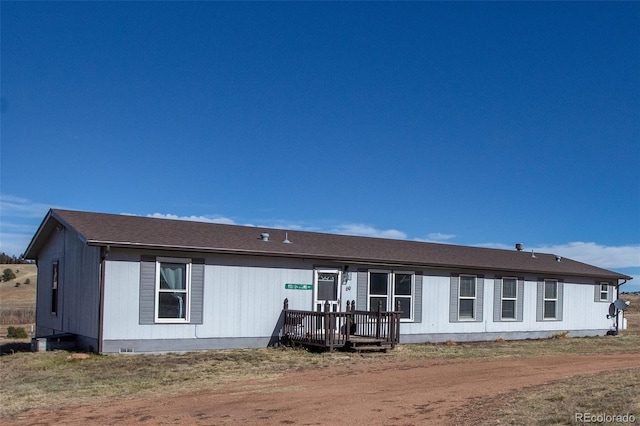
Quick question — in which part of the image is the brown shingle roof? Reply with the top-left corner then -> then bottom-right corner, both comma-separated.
26,209 -> 631,281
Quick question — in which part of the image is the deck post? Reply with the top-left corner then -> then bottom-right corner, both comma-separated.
391,300 -> 402,349
283,298 -> 289,339
324,300 -> 331,350
376,300 -> 382,340
345,300 -> 352,340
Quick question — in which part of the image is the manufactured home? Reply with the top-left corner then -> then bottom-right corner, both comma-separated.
25,209 -> 631,354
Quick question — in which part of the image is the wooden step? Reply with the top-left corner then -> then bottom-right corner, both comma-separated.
350,345 -> 389,353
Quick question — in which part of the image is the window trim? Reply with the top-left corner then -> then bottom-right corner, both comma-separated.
543,279 -> 558,320
367,270 -> 415,322
458,274 -> 477,321
155,257 -> 192,323
501,277 -> 518,320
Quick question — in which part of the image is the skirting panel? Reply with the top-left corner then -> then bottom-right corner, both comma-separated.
399,329 -> 609,344
102,329 -> 610,354
101,336 -> 279,354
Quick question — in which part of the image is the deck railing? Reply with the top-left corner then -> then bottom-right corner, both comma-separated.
282,299 -> 401,351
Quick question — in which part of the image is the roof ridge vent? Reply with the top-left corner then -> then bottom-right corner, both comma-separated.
260,232 -> 270,242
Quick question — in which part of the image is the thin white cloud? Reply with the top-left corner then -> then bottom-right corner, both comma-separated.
143,213 -> 237,225
0,194 -> 55,218
0,195 -> 58,255
1,232 -> 34,257
531,242 -> 640,269
426,232 -> 456,241
477,241 -> 640,270
328,224 -> 407,240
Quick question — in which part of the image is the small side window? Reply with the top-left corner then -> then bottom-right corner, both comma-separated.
599,283 -> 609,301
51,260 -> 59,314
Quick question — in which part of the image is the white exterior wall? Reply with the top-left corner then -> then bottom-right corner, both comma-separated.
102,251 -> 319,343
401,272 -> 613,341
100,249 -> 617,352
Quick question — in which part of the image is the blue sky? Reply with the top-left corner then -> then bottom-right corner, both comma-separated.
1,2 -> 639,290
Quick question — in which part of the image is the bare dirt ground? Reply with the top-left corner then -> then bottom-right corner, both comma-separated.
8,352 -> 640,425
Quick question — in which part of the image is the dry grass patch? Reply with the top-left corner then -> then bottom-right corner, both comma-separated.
0,346 -> 362,418
2,332 -> 639,419
452,368 -> 640,425
0,287 -> 637,421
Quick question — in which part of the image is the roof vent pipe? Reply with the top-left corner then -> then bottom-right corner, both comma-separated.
283,232 -> 291,244
260,233 -> 270,242
515,243 -> 524,251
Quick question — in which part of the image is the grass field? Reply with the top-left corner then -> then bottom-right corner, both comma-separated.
0,264 -> 36,341
0,268 -> 638,423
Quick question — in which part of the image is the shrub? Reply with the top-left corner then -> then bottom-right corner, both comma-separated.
7,326 -> 28,339
2,268 -> 16,282
550,331 -> 569,339
24,278 -> 31,285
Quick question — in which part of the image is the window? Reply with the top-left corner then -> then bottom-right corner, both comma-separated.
139,256 -> 204,325
543,280 -> 558,319
494,277 -> 522,322
368,271 -> 414,321
450,274 -> 484,323
394,273 -> 413,320
536,279 -> 563,322
368,272 -> 389,313
600,283 -> 609,301
156,258 -> 191,322
459,275 -> 476,320
501,278 -> 517,320
51,260 -> 59,314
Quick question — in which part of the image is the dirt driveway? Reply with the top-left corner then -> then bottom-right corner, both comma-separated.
8,353 -> 640,425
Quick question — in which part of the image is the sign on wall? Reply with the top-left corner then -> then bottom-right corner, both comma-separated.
285,283 -> 313,290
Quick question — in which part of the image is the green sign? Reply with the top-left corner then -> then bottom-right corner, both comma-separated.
285,283 -> 313,290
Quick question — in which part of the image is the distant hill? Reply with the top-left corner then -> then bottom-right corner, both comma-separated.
0,264 -> 37,309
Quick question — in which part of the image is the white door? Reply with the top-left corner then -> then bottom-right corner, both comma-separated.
314,269 -> 341,313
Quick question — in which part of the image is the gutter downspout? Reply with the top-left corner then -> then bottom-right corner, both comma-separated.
97,245 -> 110,354
616,279 -> 628,335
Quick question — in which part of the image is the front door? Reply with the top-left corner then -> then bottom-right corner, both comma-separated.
314,269 -> 341,314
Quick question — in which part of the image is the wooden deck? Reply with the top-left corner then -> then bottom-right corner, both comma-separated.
281,299 -> 401,352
